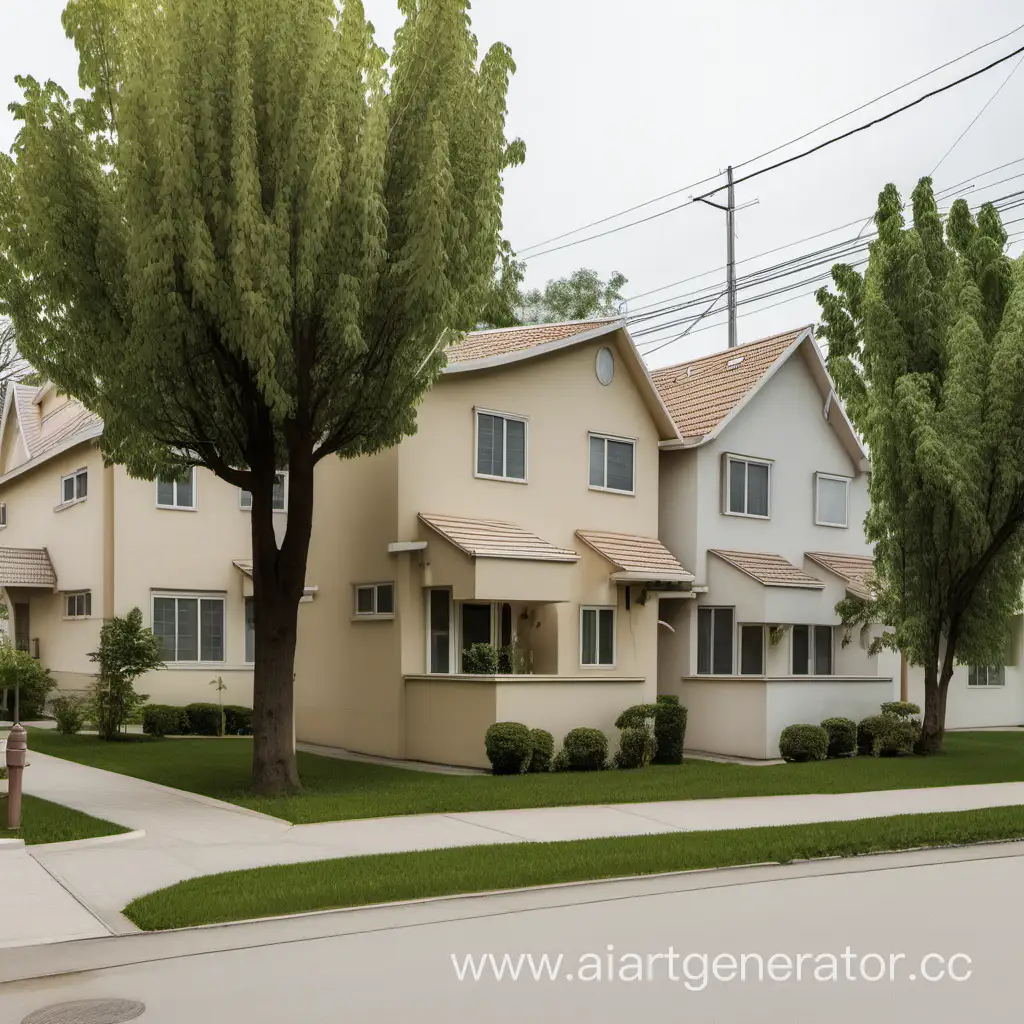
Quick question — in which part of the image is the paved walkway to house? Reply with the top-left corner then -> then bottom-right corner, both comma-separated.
6,749 -> 1024,949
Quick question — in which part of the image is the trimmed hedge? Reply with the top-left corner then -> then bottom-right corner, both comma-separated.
185,702 -> 223,736
224,705 -> 253,736
653,695 -> 687,765
484,722 -> 533,775
820,717 -> 858,758
881,700 -> 921,719
873,716 -> 920,757
779,724 -> 829,763
142,704 -> 189,738
554,727 -> 608,772
614,704 -> 659,730
527,728 -> 554,773
857,714 -> 888,756
614,726 -> 656,769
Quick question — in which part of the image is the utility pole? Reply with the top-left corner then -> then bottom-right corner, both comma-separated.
725,165 -> 737,348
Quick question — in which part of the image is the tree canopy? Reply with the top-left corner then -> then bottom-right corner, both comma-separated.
478,263 -> 627,327
817,177 -> 1024,749
0,0 -> 522,791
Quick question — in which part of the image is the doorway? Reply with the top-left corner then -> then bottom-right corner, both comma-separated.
14,602 -> 29,653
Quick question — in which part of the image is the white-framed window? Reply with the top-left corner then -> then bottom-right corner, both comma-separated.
0,501 -> 6,527
244,597 -> 255,663
815,472 -> 850,528
588,433 -> 635,494
968,665 -> 1005,687
354,581 -> 395,619
156,467 -> 197,510
697,606 -> 734,674
239,472 -> 288,512
792,624 -> 834,675
580,606 -> 616,666
65,591 -> 92,619
60,468 -> 89,506
152,593 -> 226,663
723,455 -> 770,518
739,623 -> 765,675
475,409 -> 527,482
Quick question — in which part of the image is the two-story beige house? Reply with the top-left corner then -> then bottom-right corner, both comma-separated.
293,319 -> 694,767
0,381 -> 277,706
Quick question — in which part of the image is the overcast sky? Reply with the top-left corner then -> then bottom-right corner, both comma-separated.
2,0 -> 1023,367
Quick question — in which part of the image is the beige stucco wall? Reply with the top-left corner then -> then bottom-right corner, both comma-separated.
404,677 -> 498,766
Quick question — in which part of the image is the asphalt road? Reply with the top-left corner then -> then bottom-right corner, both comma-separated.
2,843 -> 1022,1023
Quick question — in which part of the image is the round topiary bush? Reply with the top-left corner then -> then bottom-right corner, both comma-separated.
778,724 -> 829,763
857,714 -> 888,755
484,721 -> 533,774
872,716 -> 921,757
820,716 -> 857,758
880,700 -> 921,719
527,728 -> 554,773
614,725 -> 656,769
653,694 -> 687,764
556,727 -> 609,771
614,703 -> 660,730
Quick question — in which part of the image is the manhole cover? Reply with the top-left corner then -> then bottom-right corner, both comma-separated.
22,999 -> 146,1024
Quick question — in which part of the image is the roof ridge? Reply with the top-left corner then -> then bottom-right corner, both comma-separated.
464,316 -> 621,339
652,325 -> 812,378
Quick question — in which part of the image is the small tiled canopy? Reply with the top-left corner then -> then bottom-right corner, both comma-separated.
0,547 -> 57,588
418,513 -> 580,562
576,530 -> 694,584
709,549 -> 824,589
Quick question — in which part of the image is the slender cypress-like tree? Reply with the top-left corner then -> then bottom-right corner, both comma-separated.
0,0 -> 523,792
818,178 -> 1024,751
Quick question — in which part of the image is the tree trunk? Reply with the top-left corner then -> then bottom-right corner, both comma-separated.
249,450 -> 315,795
918,659 -> 942,753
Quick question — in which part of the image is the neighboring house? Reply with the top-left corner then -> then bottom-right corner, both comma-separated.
651,327 -> 897,758
0,381 -> 275,708
293,319 -> 692,768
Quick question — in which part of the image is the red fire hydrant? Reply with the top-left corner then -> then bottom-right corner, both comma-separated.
5,723 -> 26,831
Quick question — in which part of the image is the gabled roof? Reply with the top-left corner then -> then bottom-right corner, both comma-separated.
709,549 -> 825,589
805,551 -> 875,599
0,547 -> 57,588
419,513 -> 579,563
446,318 -> 621,365
576,530 -> 694,584
652,326 -> 869,470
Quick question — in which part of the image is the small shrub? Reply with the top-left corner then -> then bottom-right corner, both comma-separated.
614,703 -> 660,730
873,716 -> 921,757
857,714 -> 888,755
556,727 -> 608,771
881,700 -> 921,719
462,643 -> 499,675
484,722 -> 532,774
223,705 -> 253,735
0,644 -> 56,720
50,693 -> 88,735
653,695 -> 687,764
526,728 -> 554,773
184,702 -> 222,736
142,704 -> 189,737
820,717 -> 858,758
614,725 -> 657,769
778,724 -> 829,763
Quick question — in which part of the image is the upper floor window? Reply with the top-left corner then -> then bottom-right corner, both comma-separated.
244,597 -> 255,663
792,624 -> 834,675
156,468 -> 197,510
589,433 -> 635,494
724,455 -> 770,518
353,582 -> 395,619
476,410 -> 526,482
152,593 -> 225,663
815,472 -> 849,528
65,591 -> 92,619
697,606 -> 734,674
240,472 -> 288,512
580,606 -> 616,666
60,468 -> 88,506
968,665 -> 1004,687
0,501 -> 6,527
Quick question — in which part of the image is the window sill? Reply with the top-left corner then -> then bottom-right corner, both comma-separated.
53,498 -> 88,513
61,616 -> 93,622
474,473 -> 528,485
722,510 -> 770,520
160,662 -> 252,671
156,504 -> 198,512
579,663 -> 618,670
351,614 -> 396,622
588,485 -> 635,497
814,519 -> 848,529
239,509 -> 288,515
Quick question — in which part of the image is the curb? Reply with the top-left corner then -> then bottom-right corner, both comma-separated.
0,837 -> 26,850
28,829 -> 146,854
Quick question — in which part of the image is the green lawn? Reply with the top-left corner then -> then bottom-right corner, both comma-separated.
0,794 -> 130,845
29,729 -> 1024,824
124,805 -> 1024,930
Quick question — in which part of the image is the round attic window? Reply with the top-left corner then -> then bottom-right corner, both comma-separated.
595,346 -> 615,386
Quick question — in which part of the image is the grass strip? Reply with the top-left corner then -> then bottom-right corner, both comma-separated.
124,804 -> 1024,930
0,794 -> 130,845
29,730 -> 1024,825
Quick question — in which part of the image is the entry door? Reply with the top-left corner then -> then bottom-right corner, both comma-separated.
13,603 -> 29,653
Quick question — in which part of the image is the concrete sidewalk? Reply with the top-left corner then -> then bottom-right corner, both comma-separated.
10,750 -> 1024,949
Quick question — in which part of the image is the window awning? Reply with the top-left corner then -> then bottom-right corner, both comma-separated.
418,513 -> 579,563
231,559 -> 317,602
576,530 -> 694,585
805,551 -> 875,599
709,549 -> 824,589
0,547 -> 57,589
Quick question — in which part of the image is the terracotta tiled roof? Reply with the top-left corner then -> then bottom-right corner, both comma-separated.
0,546 -> 56,587
12,384 -> 42,456
651,327 -> 810,441
446,318 -> 620,365
576,530 -> 694,583
805,551 -> 875,599
709,549 -> 825,589
419,513 -> 579,563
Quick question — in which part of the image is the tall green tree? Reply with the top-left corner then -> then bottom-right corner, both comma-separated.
477,264 -> 627,327
817,178 -> 1024,751
0,0 -> 522,792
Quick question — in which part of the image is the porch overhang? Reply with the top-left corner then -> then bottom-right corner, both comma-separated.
576,530 -> 694,587
0,547 -> 57,590
232,559 -> 318,602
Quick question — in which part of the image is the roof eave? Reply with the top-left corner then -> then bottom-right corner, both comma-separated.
0,422 -> 104,488
610,569 -> 695,584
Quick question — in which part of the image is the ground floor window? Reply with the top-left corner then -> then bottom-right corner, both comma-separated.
697,606 -> 734,674
792,624 -> 834,675
65,591 -> 92,619
244,597 -> 255,663
427,589 -> 452,673
153,594 -> 226,663
580,606 -> 615,666
739,623 -> 764,674
968,665 -> 1005,687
